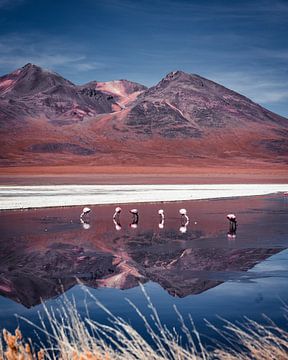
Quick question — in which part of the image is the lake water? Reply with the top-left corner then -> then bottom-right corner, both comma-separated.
0,193 -> 288,350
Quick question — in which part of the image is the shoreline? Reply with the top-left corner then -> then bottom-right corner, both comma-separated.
0,166 -> 288,185
0,184 -> 287,210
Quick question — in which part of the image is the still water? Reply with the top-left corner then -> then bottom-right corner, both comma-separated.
0,194 -> 288,348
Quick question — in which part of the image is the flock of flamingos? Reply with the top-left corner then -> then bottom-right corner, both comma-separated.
79,206 -> 238,236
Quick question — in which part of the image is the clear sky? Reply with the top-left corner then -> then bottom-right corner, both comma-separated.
0,0 -> 287,117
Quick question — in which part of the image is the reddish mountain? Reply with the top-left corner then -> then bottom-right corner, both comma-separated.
0,64 -> 287,167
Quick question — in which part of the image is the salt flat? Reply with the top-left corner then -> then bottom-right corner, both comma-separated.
0,184 -> 287,210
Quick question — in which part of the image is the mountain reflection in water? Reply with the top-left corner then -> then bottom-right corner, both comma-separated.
0,193 -> 287,308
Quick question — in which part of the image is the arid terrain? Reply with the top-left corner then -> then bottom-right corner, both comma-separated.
0,64 -> 287,184
0,165 -> 287,185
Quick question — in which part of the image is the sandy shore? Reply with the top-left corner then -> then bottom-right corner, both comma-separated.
0,166 -> 288,185
0,184 -> 287,210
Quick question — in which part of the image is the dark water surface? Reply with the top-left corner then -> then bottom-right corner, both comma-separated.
0,194 -> 288,348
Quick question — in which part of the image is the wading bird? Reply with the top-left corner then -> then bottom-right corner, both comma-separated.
129,209 -> 139,229
113,207 -> 122,230
130,208 -> 139,220
179,208 -> 189,222
227,213 -> 237,232
158,209 -> 165,229
80,207 -> 91,230
80,207 -> 91,219
113,207 -> 122,219
179,208 -> 189,233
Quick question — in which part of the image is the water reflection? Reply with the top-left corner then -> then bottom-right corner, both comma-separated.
179,217 -> 189,234
227,228 -> 237,240
0,194 -> 287,308
80,217 -> 91,230
113,218 -> 122,231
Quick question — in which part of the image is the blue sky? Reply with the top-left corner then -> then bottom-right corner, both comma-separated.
0,0 -> 287,116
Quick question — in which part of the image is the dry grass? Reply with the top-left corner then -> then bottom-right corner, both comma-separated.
0,328 -> 45,360
1,285 -> 288,360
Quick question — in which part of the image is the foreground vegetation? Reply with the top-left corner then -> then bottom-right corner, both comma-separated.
1,286 -> 288,360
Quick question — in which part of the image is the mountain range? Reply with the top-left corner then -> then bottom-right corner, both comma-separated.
0,63 -> 287,167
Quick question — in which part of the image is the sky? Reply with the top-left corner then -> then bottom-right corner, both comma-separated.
0,0 -> 287,117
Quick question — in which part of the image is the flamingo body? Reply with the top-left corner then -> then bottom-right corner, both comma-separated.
227,213 -> 237,222
113,207 -> 122,219
130,209 -> 138,214
80,207 -> 91,218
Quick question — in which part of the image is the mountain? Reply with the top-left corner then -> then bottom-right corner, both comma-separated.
0,63 -> 74,97
0,64 -> 287,167
125,70 -> 287,136
0,63 -> 119,123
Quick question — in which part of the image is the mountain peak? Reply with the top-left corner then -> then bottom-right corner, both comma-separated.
20,63 -> 60,77
150,70 -> 205,92
0,63 -> 75,98
21,63 -> 46,74
22,62 -> 39,69
163,70 -> 205,83
164,70 -> 188,80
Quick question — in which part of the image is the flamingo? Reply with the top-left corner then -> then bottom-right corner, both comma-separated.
113,207 -> 122,219
227,213 -> 237,232
179,208 -> 189,233
80,207 -> 91,219
179,208 -> 189,222
227,213 -> 237,223
129,209 -> 139,229
79,207 -> 91,229
158,209 -> 165,229
130,208 -> 139,220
